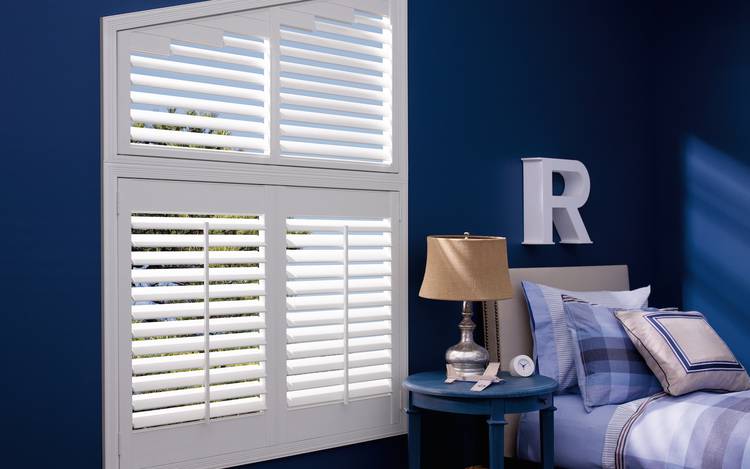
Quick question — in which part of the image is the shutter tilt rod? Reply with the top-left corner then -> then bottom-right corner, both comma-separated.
343,225 -> 349,405
203,221 -> 211,423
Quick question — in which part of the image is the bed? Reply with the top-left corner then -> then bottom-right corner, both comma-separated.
482,265 -> 750,469
481,264 -> 634,458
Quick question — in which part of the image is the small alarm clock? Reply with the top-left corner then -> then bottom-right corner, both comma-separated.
509,355 -> 535,377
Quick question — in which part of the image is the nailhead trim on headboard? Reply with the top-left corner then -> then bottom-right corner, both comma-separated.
482,301 -> 502,367
482,301 -> 490,354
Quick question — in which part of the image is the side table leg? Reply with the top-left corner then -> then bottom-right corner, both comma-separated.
540,404 -> 556,469
406,404 -> 422,469
488,401 -> 507,469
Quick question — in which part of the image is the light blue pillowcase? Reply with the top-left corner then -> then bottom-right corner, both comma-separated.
563,297 -> 662,411
521,281 -> 651,393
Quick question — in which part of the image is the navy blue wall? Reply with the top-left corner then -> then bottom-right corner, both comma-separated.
410,2 -> 655,466
1,1 -> 674,468
651,0 -> 750,365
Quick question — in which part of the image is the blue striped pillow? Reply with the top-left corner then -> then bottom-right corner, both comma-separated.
563,296 -> 662,411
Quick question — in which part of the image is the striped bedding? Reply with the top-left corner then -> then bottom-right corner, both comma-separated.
603,390 -> 750,468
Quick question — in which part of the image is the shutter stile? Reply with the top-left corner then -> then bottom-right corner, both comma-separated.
285,217 -> 392,407
131,213 -> 267,429
277,7 -> 392,165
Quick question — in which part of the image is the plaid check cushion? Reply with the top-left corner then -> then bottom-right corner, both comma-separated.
563,296 -> 662,411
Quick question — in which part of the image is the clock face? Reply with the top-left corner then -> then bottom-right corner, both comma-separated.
512,355 -> 535,377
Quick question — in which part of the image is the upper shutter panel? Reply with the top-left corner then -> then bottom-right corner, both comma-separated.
127,17 -> 270,155
277,4 -> 392,165
130,213 -> 267,429
118,1 -> 397,171
285,217 -> 393,407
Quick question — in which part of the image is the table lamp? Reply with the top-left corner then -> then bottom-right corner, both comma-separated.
419,233 -> 513,378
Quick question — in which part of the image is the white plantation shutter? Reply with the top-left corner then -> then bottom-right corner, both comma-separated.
285,217 -> 393,407
105,0 -> 405,467
125,15 -> 270,154
130,214 -> 267,429
119,0 -> 394,170
276,5 -> 392,165
114,180 -> 402,468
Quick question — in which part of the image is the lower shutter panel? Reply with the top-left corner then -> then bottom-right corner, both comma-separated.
131,213 -> 266,429
285,217 -> 392,407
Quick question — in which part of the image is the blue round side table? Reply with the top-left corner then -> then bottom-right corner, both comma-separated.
402,371 -> 558,469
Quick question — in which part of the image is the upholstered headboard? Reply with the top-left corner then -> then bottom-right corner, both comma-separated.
481,265 -> 631,457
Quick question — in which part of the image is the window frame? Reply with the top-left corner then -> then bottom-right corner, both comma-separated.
101,0 -> 408,467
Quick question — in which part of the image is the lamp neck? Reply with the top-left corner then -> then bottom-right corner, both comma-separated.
459,300 -> 476,342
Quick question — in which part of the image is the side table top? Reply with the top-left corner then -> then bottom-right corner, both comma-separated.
403,371 -> 557,399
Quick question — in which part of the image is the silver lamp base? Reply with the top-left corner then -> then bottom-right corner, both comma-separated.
445,301 -> 490,378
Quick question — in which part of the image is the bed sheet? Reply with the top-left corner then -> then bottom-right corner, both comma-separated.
517,393 -> 617,468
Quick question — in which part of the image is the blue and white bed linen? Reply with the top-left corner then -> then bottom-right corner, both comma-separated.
602,390 -> 750,469
519,390 -> 750,468
518,394 -> 619,468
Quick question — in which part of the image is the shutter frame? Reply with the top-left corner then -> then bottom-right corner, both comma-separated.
104,0 -> 407,466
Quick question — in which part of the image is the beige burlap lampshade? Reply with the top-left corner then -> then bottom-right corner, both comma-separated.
419,235 -> 513,301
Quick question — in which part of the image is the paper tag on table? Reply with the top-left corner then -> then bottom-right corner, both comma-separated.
470,362 -> 501,392
445,362 -> 502,390
470,380 -> 493,392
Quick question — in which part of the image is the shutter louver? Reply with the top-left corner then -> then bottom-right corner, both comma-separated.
131,213 -> 266,429
128,21 -> 269,155
285,217 -> 392,407
278,7 -> 392,165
